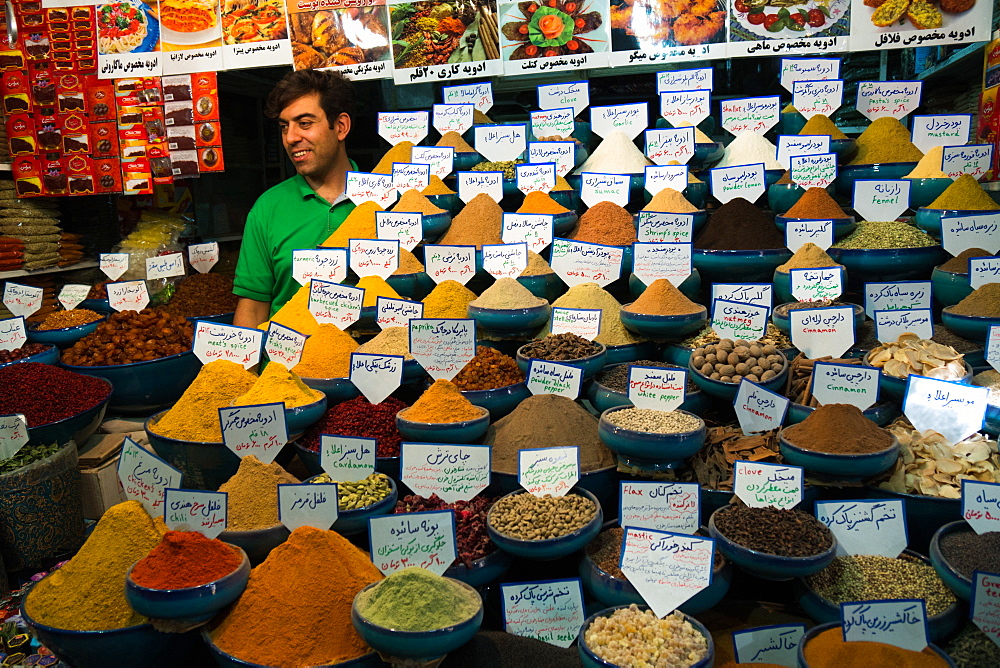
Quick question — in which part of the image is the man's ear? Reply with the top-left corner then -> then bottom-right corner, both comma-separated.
335,112 -> 351,141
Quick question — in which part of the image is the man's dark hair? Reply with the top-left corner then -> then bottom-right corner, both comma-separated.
264,69 -> 356,128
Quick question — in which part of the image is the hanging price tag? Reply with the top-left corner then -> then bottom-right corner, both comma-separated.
857,81 -> 923,121
842,600 -> 928,652
733,625 -> 807,666
423,245 -> 476,285
790,153 -> 838,190
501,579 -> 586,649
519,446 -> 579,497
100,253 -> 130,280
910,115 -> 971,154
632,242 -> 692,287
790,306 -> 855,359
0,317 -> 26,352
457,171 -> 503,203
793,80 -> 845,119
986,325 -> 1000,374
658,68 -> 713,93
278,483 -> 338,532
645,128 -> 695,166
193,321 -> 263,368
660,90 -> 711,128
411,147 -> 454,180
786,219 -> 835,252
350,353 -> 403,405
941,213 -> 1000,258
321,434 -> 376,481
712,284 -> 772,312
392,163 -> 430,193
375,212 -> 422,252
527,142 -> 574,177
971,257 -> 1000,290
443,82 -> 492,112
164,489 -> 227,538
549,238 -> 623,288
637,212 -> 694,243
734,380 -> 789,434
346,172 -> 397,208
721,96 -> 781,135
376,297 -> 423,329
145,252 -> 185,280
962,480 -> 1000,534
0,414 -> 27,460
432,104 -> 474,136
971,572 -> 1000,648
864,281 -> 933,318
777,135 -> 830,170
538,81 -> 589,115
350,239 -> 399,280
188,242 -> 219,273
790,266 -> 844,302
710,164 -> 766,205
711,299 -> 768,342
580,173 -> 630,208
515,163 -> 556,196
377,111 -> 429,145
502,213 -> 553,252
734,461 -> 803,509
530,108 -> 574,141
409,318 -> 477,381
292,248 -> 347,285
874,309 -> 934,343
644,165 -> 688,196
816,499 -> 907,558
118,437 -> 182,517
369,509 -> 457,576
2,283 -> 42,318
401,443 -> 490,503
58,284 -> 90,311
550,307 -> 601,340
620,481 -> 699,534
481,243 -> 528,280
264,321 -> 308,369
308,279 -> 363,328
475,124 -> 527,163
942,144 -> 993,180
903,375 -> 988,446
780,58 -> 840,92
627,365 -> 687,411
527,360 -> 582,400
812,362 -> 880,411
620,527 -> 714,617
107,280 -> 149,312
220,402 -> 288,464
591,103 -> 647,140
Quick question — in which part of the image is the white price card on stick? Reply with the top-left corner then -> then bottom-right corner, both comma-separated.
734,380 -> 788,435
391,163 -> 430,193
852,180 -> 910,223
660,90 -> 711,128
628,365 -> 687,411
100,252 -> 129,280
904,376 -> 988,448
619,481 -> 699,534
350,353 -> 403,405
971,257 -> 1000,290
481,243 -> 528,280
857,81 -> 923,121
0,414 -> 27,460
811,362 -> 880,411
658,68 -> 713,93
910,115 -> 971,154
777,135 -> 830,170
515,163 -> 556,196
734,461 -> 803,509
401,443 -> 490,503
793,79 -> 844,119
590,103 -> 647,140
530,108 -> 574,141
107,280 -> 149,312
58,284 -> 90,311
0,317 -> 25,353
962,480 -> 1000,534
2,283 -> 42,318
457,171 -> 503,204
786,219 -> 834,252
265,321 -> 308,369
710,164 -> 766,205
550,308 -> 601,340
519,446 -> 579,497
538,81 -> 589,115
375,211 -> 422,252
790,153 -> 838,190
780,58 -> 840,92
409,318 -> 476,381
874,309 -> 934,343
346,172 -> 397,208
369,509 -> 457,576
474,124 -> 527,163
377,111 -> 428,145
292,248 -> 347,286
432,103 -> 474,135
789,267 -> 844,302
989,325 -> 1000,373
527,142 -> 574,177
721,96 -> 781,135
645,128 -> 694,165
637,212 -> 694,243
620,527 -> 714,618
350,239 -> 399,279
188,242 -> 219,274
423,245 -> 476,285
193,321 -> 263,368
145,252 -> 185,280
118,437 -> 182,517
941,212 -> 1000,258
443,82 -> 492,112
841,600 -> 928,652
164,488 -> 227,538
644,164 -> 689,196
632,242 -> 692,287
790,306 -> 855,359
502,213 -> 553,253
712,284 -> 772,311
733,624 -> 807,666
411,147 -> 454,180
527,360 -> 583,400
579,173 -> 630,208
278,483 -> 338,532
220,403 -> 287,465
971,572 -> 1000,647
501,578 -> 586,649
815,499 -> 907,558
321,435 -> 375,482
376,297 -> 422,329
308,279 -> 363,328
549,238 -> 623,288
711,299 -> 768,342
942,144 -> 993,180
864,281 -> 933,318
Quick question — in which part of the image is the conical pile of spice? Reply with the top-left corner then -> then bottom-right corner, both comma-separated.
642,188 -> 698,213
25,500 -> 166,630
848,117 -> 923,165
218,456 -> 300,531
210,526 -> 383,666
782,403 -> 895,454
131,531 -> 242,590
357,326 -> 413,359
394,248 -> 424,274
802,626 -> 949,667
544,282 -> 642,345
927,173 -> 1000,211
799,114 -> 848,140
262,284 -> 321,335
569,201 -> 637,246
151,360 -> 258,442
624,278 -> 703,315
437,193 -> 503,248
938,248 -> 993,273
436,131 -> 476,153
694,198 -> 784,250
391,188 -> 448,216
783,187 -> 849,219
232,361 -> 322,408
320,201 -> 382,247
575,130 -> 652,174
906,146 -> 949,179
356,274 -> 401,307
422,279 -> 477,318
470,277 -> 547,309
422,175 -> 455,196
402,379 -> 483,423
520,250 -> 554,276
777,243 -> 843,273
517,190 -> 571,215
373,141 -> 414,173
948,283 -> 1000,317
292,323 -> 358,379
716,131 -> 783,170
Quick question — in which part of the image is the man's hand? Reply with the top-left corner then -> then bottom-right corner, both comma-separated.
234,298 -> 270,329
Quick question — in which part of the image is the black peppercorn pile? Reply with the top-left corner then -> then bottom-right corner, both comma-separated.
714,505 -> 833,557
938,527 -> 1000,580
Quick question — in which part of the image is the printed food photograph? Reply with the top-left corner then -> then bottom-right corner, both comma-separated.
864,0 -> 975,31
159,0 -> 222,48
221,0 -> 288,44
390,0 -> 500,69
290,4 -> 391,70
97,1 -> 160,54
499,0 -> 607,61
609,0 -> 725,49
729,0 -> 849,40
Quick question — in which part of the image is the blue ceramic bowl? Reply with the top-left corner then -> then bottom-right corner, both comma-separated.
27,316 -> 106,348
285,393 -> 328,437
684,181 -> 708,209
691,141 -> 724,169
931,266 -> 973,307
467,302 -> 550,335
461,381 -> 531,420
764,169 -> 785,188
768,183 -> 806,214
836,162 -> 919,197
27,376 -> 111,446
941,307 -> 999,343
827,244 -> 948,284
632,209 -> 708,238
619,304 -> 708,340
866,487 -> 961,555
516,341 -> 607,380
386,272 -> 420,299
420,212 -> 451,240
486,487 -> 603,561
798,622 -> 956,667
774,215 -> 856,239
551,188 -> 579,213
780,111 -> 807,135
915,207 -> 1000,239
692,248 -> 793,282
487,466 -> 618,517
125,548 -> 250,622
395,404 -> 490,444
445,548 -> 512,588
300,376 -> 361,404
661,343 -> 694,367
862,352 -> 972,401
784,400 -> 898,427
187,312 -> 235,325
201,628 -> 384,667
778,429 -> 898,479
587,368 -> 707,416
426,192 -> 460,217
772,270 -> 795,304
628,269 -> 702,302
551,209 -> 579,235
604,341 -> 657,366
352,578 -> 483,661
709,507 -> 836,580
294,442 -> 323,477
830,138 -> 857,161
577,604 -> 714,668
79,297 -> 111,313
302,474 -> 398,536
0,343 -> 59,369
908,178 -> 953,210
598,406 -> 706,471
688,351 -> 789,401
929,520 -> 974,601
771,302 -> 866,336
985,401 -> 1000,437
517,272 -> 564,302
217,524 -> 290,567
453,152 -> 480,171
146,410 -> 245,491
62,350 -> 201,414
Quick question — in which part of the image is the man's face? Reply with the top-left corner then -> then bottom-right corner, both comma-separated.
278,92 -> 347,179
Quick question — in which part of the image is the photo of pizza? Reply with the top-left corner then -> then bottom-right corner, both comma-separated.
98,2 -> 155,54
221,0 -> 287,44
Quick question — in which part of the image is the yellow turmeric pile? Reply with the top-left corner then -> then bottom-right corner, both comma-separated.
151,360 -> 258,441
402,379 -> 482,423
292,324 -> 358,379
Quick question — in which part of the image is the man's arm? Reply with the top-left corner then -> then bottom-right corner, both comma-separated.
234,298 -> 270,328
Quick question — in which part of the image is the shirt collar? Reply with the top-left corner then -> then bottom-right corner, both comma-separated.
295,159 -> 358,206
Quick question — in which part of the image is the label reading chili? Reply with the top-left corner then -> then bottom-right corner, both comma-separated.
117,437 -> 183,517
734,461 -> 803,509
401,443 -> 490,503
350,353 -> 403,405
0,317 -> 26,353
368,509 -> 457,576
107,280 -> 150,312
278,483 -> 338,532
501,578 -> 586,649
58,284 -> 90,311
0,414 -> 27,460
518,446 -> 579,498
193,321 -> 264,368
188,242 -> 219,274
620,527 -> 714,617
2,283 -> 43,319
219,402 -> 288,465
164,488 -> 227,538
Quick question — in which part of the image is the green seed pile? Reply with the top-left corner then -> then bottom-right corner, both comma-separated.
309,472 -> 392,511
488,492 -> 596,540
605,408 -> 701,434
832,221 -> 936,249
472,160 -> 523,179
807,554 -> 956,615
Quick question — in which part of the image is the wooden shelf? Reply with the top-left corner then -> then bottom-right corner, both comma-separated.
0,259 -> 98,280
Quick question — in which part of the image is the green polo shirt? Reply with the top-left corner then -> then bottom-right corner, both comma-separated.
234,172 -> 357,317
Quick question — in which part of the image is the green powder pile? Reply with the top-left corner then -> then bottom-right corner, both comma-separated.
354,567 -> 480,631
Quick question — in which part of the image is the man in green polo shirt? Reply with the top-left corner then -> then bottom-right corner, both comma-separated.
233,69 -> 358,327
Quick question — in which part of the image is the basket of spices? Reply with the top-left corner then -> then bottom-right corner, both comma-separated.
517,332 -> 607,379
798,622 -> 954,668
486,488 -> 602,560
942,283 -> 1000,343
799,552 -> 962,642
773,243 -> 846,304
396,380 -> 491,444
691,198 -> 792,282
929,520 -> 1000,601
215,456 -> 298,565
598,406 -> 706,472
688,340 -> 789,400
588,361 -> 706,416
863,334 -> 970,400
783,353 -> 899,427
26,309 -> 105,347
836,117 -> 923,196
708,504 -> 836,580
466,278 -> 550,335
452,346 -> 529,419
779,404 -> 899,479
620,279 -> 708,339
0,342 -> 58,369
308,472 -> 397,536
932,248 -> 990,308
915,174 -> 1000,238
827,221 -> 947,284
578,603 -> 713,668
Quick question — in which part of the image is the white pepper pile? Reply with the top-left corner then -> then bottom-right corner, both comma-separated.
488,492 -> 596,540
605,408 -> 701,434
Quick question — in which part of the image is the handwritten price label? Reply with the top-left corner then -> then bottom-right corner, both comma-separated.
308,279 -> 363,329
107,280 -> 149,312
188,242 -> 219,273
0,318 -> 26,353
658,68 -> 712,93
481,243 -> 528,280
538,80 -> 589,115
911,114 -> 971,154
164,488 -> 227,538
793,79 -> 844,119
644,164 -> 688,196
475,124 -> 527,163
711,299 -> 768,342
424,245 -> 476,285
734,461 -> 803,509
989,325 -> 1000,373
519,446 -> 579,498
790,306 -> 855,359
864,281 -> 933,318
620,482 -> 699,534
527,359 -> 582,400
777,135 -> 830,170
346,171 -> 398,208
515,162 -> 557,196
503,213 -> 553,253
264,321 -> 308,369
409,318 -> 476,381
942,144 -> 993,180
278,483 -> 339,532
220,403 -> 287,465
812,362 -> 880,411
842,600 -> 928,651
502,579 -> 585,649
369,509 -> 457,576
391,163 -> 430,193
443,82 -> 492,112
550,307 -> 601,340
637,212 -> 694,243
549,238 -> 623,288
57,284 -> 90,311
100,252 -> 129,280
721,96 -> 780,135
527,142 -> 574,177
321,435 -> 375,482
628,366 -> 687,412
734,380 -> 789,435
117,437 -> 182,517
857,81 -> 923,121
193,321 -> 263,368
591,102 -> 647,140
874,308 -> 934,343
432,103 -> 474,135
710,164 -> 766,205
580,172 -> 630,208
941,212 -> 1000,258
375,212 -> 422,252
660,90 -> 711,128
292,248 -> 347,286
645,128 -> 694,166
786,219 -> 834,253
734,625 -> 807,666
350,353 -> 403,405
401,443 -> 490,503
632,242 -> 692,287
962,480 -> 1000,534
350,238 -> 399,280
411,146 -> 454,180
620,527 -> 714,617
903,375 -> 988,446
816,499 -> 906,557
971,257 -> 1000,290
712,284 -> 772,312
376,297 -> 422,329
457,171 -> 503,204
145,252 -> 185,281
790,266 -> 843,302
971,572 -> 1000,648
2,283 -> 42,319
780,58 -> 840,92
530,108 -> 574,141
790,153 -> 838,190
0,414 -> 27,460
377,111 -> 429,145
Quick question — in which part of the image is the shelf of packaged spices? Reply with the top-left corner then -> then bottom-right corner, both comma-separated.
917,43 -> 987,81
0,259 -> 98,281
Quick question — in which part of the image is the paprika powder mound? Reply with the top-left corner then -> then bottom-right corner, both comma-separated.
401,379 -> 483,423
131,531 -> 242,590
781,403 -> 894,454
